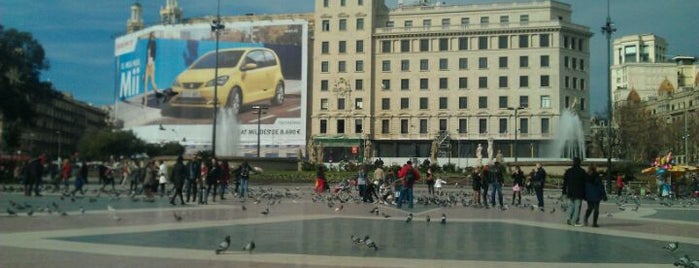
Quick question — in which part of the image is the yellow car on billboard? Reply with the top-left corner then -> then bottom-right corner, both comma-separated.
162,47 -> 285,117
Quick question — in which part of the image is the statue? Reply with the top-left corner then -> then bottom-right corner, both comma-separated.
476,144 -> 483,166
496,149 -> 504,164
487,138 -> 494,163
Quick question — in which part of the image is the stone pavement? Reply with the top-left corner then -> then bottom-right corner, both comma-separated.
1,184 -> 698,268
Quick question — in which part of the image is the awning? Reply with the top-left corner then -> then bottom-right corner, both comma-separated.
313,136 -> 362,147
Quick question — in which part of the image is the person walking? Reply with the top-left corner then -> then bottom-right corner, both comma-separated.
219,161 -> 230,200
170,155 -> 187,205
236,160 -> 252,199
426,166 -> 435,195
70,160 -> 88,196
373,164 -> 385,184
511,165 -> 525,205
60,158 -> 72,192
396,161 -> 420,209
481,165 -> 490,207
315,165 -> 327,194
204,158 -> 220,204
584,164 -> 606,227
357,165 -> 368,202
563,157 -> 587,226
157,160 -> 169,197
489,162 -> 505,208
185,156 -> 201,203
472,167 -> 482,206
616,172 -> 625,197
533,163 -> 547,211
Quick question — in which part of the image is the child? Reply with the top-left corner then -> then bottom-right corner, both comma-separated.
472,167 -> 482,205
379,180 -> 393,204
434,177 -> 447,195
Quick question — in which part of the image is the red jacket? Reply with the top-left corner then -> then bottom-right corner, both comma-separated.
397,164 -> 420,187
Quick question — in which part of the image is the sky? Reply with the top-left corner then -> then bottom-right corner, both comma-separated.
1,0 -> 697,113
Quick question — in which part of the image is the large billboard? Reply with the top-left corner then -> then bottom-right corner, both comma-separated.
114,20 -> 308,158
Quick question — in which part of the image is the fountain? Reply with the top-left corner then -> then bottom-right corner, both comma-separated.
214,107 -> 241,157
547,102 -> 586,160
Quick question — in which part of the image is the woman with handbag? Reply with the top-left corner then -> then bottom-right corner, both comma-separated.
511,166 -> 524,205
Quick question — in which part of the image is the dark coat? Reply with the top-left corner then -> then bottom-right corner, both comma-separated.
171,160 -> 187,188
585,171 -> 606,202
533,167 -> 546,188
563,165 -> 587,199
488,165 -> 505,184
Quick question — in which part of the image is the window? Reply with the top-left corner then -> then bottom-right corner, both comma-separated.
519,95 -> 529,108
419,119 -> 428,134
381,79 -> 390,90
564,56 -> 569,68
320,98 -> 328,110
540,55 -> 549,67
338,98 -> 346,110
386,21 -> 394,28
442,18 -> 451,29
580,59 -> 585,70
540,75 -> 550,87
419,97 -> 428,109
381,98 -> 390,110
404,20 -> 413,29
355,79 -> 363,90
564,76 -> 569,88
321,41 -> 329,54
356,40 -> 364,53
401,119 -> 409,134
355,119 -> 363,134
338,60 -> 346,72
401,79 -> 410,90
381,120 -> 390,134
358,0 -> 363,6
520,14 -> 529,22
338,41 -> 346,53
356,18 -> 364,30
498,36 -> 508,49
323,0 -> 329,7
540,34 -> 549,47
458,97 -> 468,109
580,79 -> 585,90
480,16 -> 489,24
478,57 -> 488,69
519,56 -> 528,67
541,118 -> 550,134
571,37 -> 576,50
423,19 -> 431,29
458,37 -> 468,50
337,119 -> 345,134
459,77 -> 468,89
320,119 -> 327,134
500,15 -> 509,23
458,58 -> 468,69
340,0 -> 346,6
354,60 -> 364,72
321,80 -> 329,91
499,76 -> 508,88
400,98 -> 409,109
578,39 -> 583,51
520,118 -> 528,134
400,60 -> 410,71
478,96 -> 487,108
400,40 -> 410,52
499,118 -> 508,134
564,36 -> 569,48
499,56 -> 508,68
478,36 -> 488,49
381,40 -> 391,53
420,59 -> 429,71
439,97 -> 448,109
479,118 -> 488,134
572,57 -> 577,69
478,77 -> 488,88
381,60 -> 391,72
419,39 -> 429,52
499,96 -> 508,108
519,35 -> 529,48
541,95 -> 551,108
439,119 -> 447,131
355,98 -> 363,110
439,58 -> 448,70
461,17 -> 470,26
322,20 -> 330,31
321,61 -> 329,72
572,77 -> 578,89
420,78 -> 428,90
339,19 -> 347,31
458,119 -> 468,133
519,76 -> 528,88
439,78 -> 448,89
439,38 -> 449,51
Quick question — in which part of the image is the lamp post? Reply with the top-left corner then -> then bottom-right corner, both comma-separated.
507,106 -> 524,163
601,0 -> 616,182
210,0 -> 225,157
252,105 -> 268,158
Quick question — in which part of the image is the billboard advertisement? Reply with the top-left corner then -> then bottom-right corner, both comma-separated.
113,20 -> 307,158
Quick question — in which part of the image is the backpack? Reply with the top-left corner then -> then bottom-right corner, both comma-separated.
405,167 -> 415,184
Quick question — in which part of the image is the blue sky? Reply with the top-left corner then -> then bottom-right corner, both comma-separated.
1,0 -> 697,113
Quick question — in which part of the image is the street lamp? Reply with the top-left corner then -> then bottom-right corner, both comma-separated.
507,106 -> 525,163
601,0 -> 616,181
251,105 -> 268,158
210,0 -> 225,157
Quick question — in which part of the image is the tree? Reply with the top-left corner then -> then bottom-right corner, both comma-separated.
77,129 -> 146,160
0,25 -> 57,149
616,103 -> 664,163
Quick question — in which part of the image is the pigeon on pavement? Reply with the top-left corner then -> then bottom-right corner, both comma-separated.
242,240 -> 255,253
364,235 -> 378,251
7,208 -> 17,216
350,234 -> 363,244
663,241 -> 679,252
426,215 -> 431,224
440,213 -> 447,224
215,235 -> 231,254
406,213 -> 413,223
173,211 -> 183,222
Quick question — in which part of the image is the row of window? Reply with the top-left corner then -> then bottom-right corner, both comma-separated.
319,95 -> 552,111
563,56 -> 585,71
318,117 -> 550,135
322,0 -> 363,8
318,75 -> 556,91
320,56 -> 554,73
321,18 -> 364,32
378,34 -> 551,53
387,14 -> 530,29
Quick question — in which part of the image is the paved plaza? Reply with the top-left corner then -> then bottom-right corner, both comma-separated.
1,184 -> 698,268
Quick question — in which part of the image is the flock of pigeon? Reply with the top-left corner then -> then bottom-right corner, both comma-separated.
663,241 -> 699,268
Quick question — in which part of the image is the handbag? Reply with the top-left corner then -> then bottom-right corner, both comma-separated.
512,185 -> 521,192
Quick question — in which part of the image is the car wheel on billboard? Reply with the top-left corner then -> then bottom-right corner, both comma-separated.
226,88 -> 242,114
271,81 -> 285,106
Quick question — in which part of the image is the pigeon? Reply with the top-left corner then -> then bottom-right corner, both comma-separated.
690,260 -> 699,268
173,211 -> 183,222
618,206 -> 626,211
364,235 -> 378,251
260,208 -> 269,215
426,215 -> 431,224
7,208 -> 17,216
335,205 -> 344,212
406,213 -> 413,223
107,205 -> 116,212
632,206 -> 639,211
550,208 -> 556,214
440,213 -> 447,224
111,214 -> 122,221
60,211 -> 68,216
27,208 -> 34,216
381,212 -> 390,218
215,235 -> 231,254
241,205 -> 247,211
80,207 -> 85,214
674,255 -> 691,267
242,240 -> 255,253
350,234 -> 363,244
369,207 -> 378,214
663,241 -> 679,252
606,213 -> 613,217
